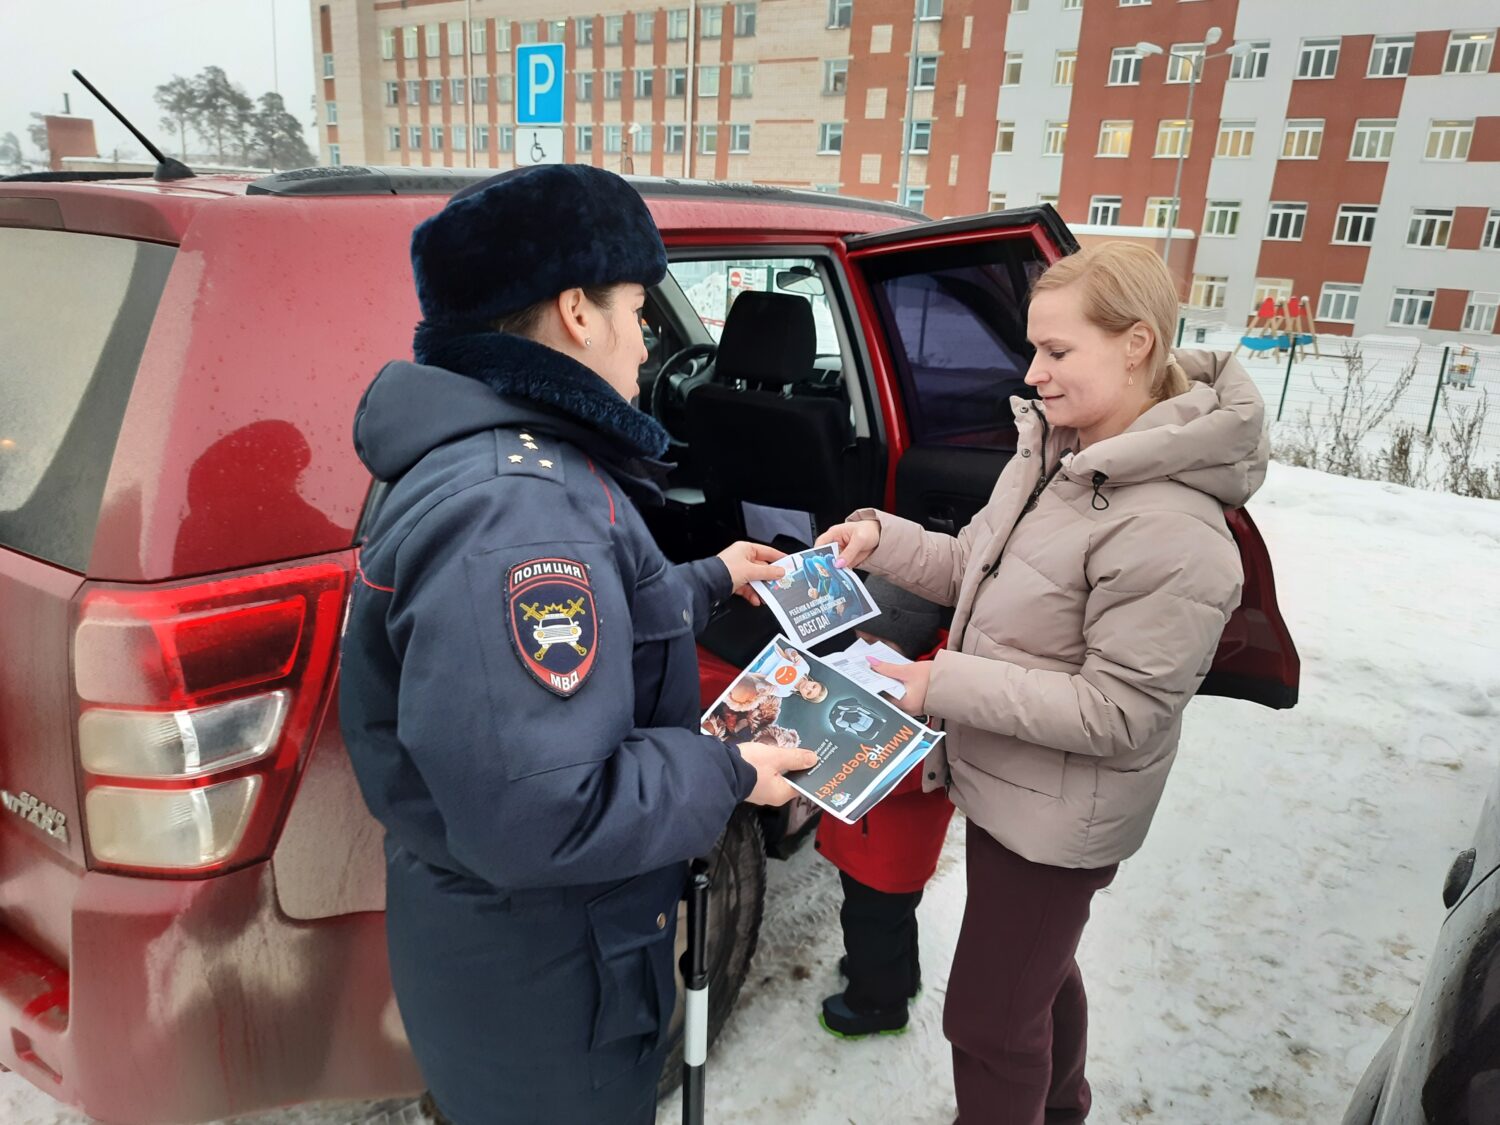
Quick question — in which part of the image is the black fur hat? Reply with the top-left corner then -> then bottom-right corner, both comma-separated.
411,164 -> 668,328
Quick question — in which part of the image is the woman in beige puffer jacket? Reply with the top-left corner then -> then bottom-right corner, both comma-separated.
819,242 -> 1268,1125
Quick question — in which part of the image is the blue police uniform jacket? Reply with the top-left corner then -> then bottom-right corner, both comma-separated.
339,332 -> 756,1121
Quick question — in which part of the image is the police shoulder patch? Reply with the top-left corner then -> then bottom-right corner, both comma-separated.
507,557 -> 599,697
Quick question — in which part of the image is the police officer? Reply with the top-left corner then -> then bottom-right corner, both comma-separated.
339,164 -> 816,1125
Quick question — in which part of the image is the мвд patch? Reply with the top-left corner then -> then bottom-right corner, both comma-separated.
507,557 -> 599,697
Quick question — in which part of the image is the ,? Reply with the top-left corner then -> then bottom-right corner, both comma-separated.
0,164 -> 1297,1123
